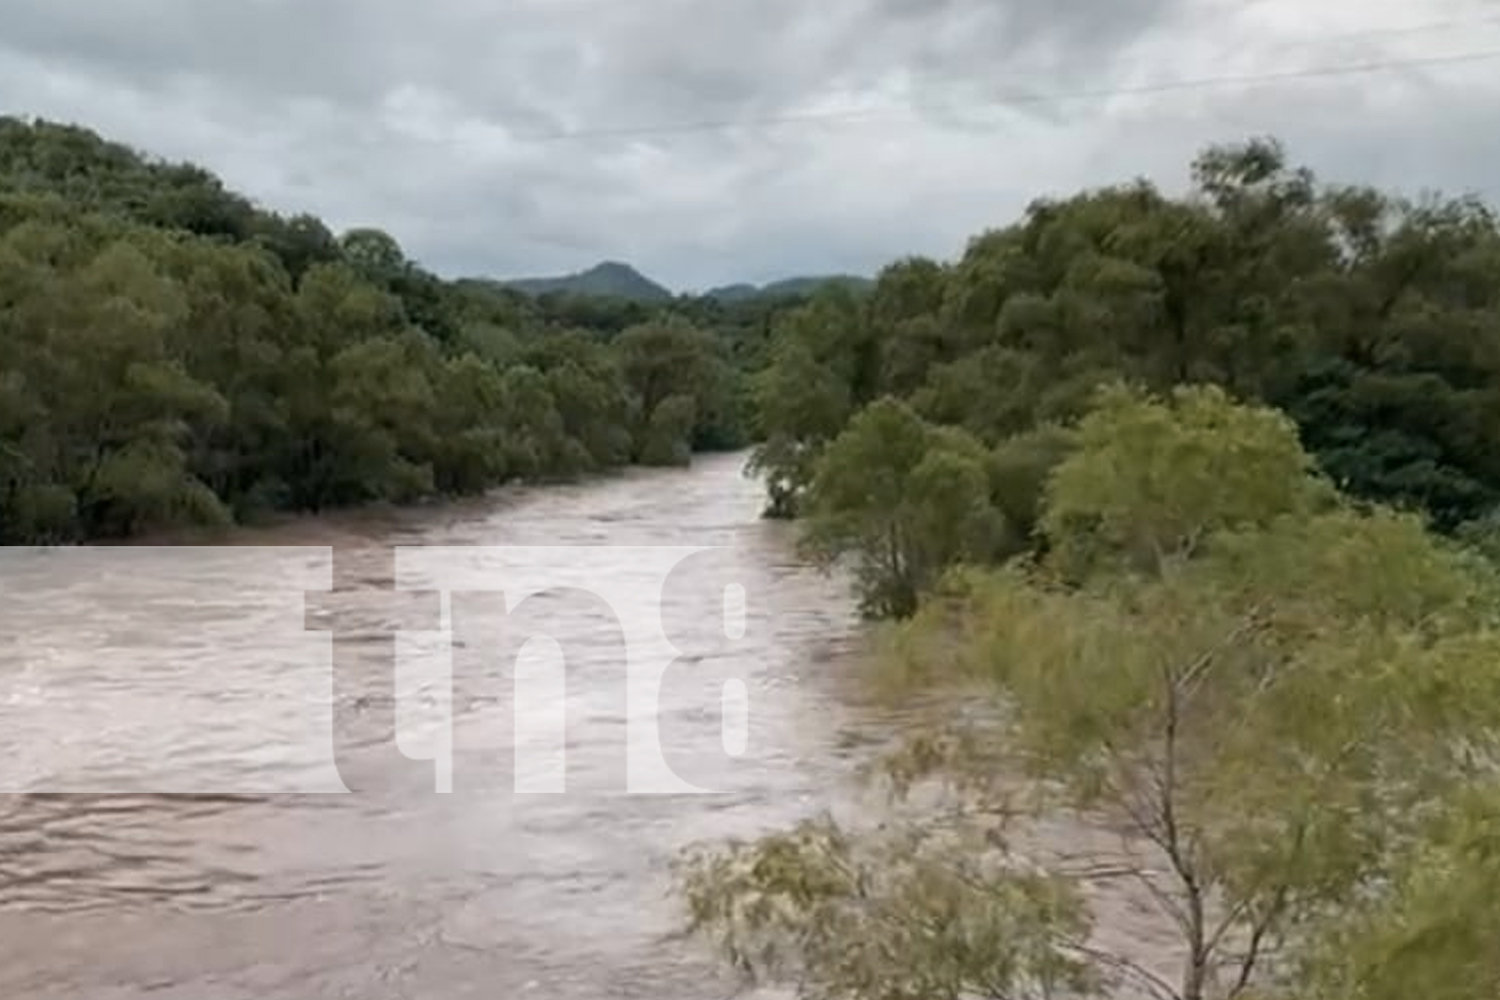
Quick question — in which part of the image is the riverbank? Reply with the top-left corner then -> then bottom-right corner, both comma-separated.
76,449 -> 754,548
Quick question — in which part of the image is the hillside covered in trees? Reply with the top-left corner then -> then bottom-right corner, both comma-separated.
500,261 -> 675,302
0,116 -> 811,543
704,274 -> 874,302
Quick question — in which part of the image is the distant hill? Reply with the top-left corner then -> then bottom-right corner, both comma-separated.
704,282 -> 760,302
502,261 -> 673,302
737,274 -> 874,300
499,261 -> 873,303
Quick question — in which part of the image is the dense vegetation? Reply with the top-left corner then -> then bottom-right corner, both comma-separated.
0,116 -> 810,543
684,384 -> 1500,1000
749,136 -> 1500,608
679,138 -> 1500,999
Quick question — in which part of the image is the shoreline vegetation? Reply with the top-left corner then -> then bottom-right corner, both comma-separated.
688,138 -> 1500,999
109,449 -> 750,547
0,116 -> 803,546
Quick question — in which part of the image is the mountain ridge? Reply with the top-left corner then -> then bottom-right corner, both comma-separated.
497,261 -> 872,302
502,260 -> 674,301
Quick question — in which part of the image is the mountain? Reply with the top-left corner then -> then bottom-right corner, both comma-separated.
753,274 -> 873,299
704,274 -> 873,301
502,261 -> 673,301
499,261 -> 874,303
703,282 -> 760,302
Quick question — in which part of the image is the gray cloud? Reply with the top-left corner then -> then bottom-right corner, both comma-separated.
2,0 -> 1498,290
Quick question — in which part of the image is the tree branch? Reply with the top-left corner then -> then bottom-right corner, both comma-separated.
1227,880 -> 1292,999
1059,937 -> 1182,1000
1176,603 -> 1269,699
1160,661 -> 1208,1000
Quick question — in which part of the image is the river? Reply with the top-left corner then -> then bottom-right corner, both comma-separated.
0,452 -> 897,999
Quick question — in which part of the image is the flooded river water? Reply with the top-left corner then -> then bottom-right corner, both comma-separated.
0,453 -> 894,999
0,451 -> 1184,999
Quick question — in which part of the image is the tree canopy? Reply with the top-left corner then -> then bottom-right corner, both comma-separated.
752,136 -> 1500,547
0,116 -> 807,542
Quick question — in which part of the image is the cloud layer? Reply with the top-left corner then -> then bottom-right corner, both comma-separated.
4,0 -> 1499,290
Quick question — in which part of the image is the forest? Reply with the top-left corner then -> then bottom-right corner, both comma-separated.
9,118 -> 1500,559
681,138 -> 1500,999
747,136 -> 1500,613
0,116 -> 794,543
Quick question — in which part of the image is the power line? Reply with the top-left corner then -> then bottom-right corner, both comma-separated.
828,12 -> 1500,119
1217,11 -> 1500,48
507,46 -> 1500,143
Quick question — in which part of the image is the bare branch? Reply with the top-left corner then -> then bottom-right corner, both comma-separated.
1160,658 -> 1208,1000
1227,881 -> 1292,999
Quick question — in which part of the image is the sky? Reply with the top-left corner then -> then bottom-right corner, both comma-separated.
3,0 -> 1499,292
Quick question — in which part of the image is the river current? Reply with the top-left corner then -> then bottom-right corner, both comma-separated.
0,451 -> 1181,998
0,453 -> 890,999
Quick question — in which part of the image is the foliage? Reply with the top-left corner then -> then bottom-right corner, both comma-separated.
1297,787 -> 1500,1000
678,815 -> 1097,1000
1039,382 -> 1331,580
0,115 -> 794,542
753,135 -> 1500,541
801,398 -> 1004,618
679,388 -> 1500,1000
747,285 -> 878,517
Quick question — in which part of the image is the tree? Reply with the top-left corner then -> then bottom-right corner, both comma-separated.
614,317 -> 728,465
801,397 -> 1004,618
746,338 -> 854,518
735,137 -> 1500,540
679,386 -> 1500,1000
1298,786 -> 1500,1000
638,393 -> 698,467
986,422 -> 1077,557
1040,382 -> 1330,580
870,256 -> 952,395
338,227 -> 407,282
523,332 -> 633,469
252,212 -> 341,285
678,816 -> 1097,1000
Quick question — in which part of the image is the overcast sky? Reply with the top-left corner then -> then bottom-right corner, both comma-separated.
4,0 -> 1499,291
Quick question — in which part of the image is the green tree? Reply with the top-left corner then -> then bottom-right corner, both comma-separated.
801,397 -> 1003,618
1040,382 -> 1329,580
251,212 -> 341,285
613,317 -> 722,466
746,338 -> 853,518
338,227 -> 407,282
986,422 -> 1077,557
523,332 -> 633,469
680,387 -> 1500,1000
1298,787 -> 1500,1000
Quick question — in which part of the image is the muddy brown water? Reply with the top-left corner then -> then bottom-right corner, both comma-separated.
0,452 -> 1178,999
0,453 -> 901,999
